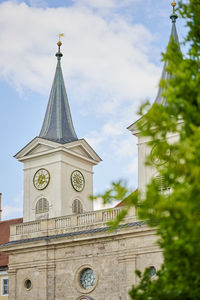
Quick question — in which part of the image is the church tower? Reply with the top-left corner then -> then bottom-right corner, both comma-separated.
128,1 -> 180,194
15,39 -> 101,222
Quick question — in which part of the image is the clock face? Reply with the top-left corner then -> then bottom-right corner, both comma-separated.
151,144 -> 170,166
71,170 -> 85,192
33,168 -> 50,190
80,268 -> 95,290
151,144 -> 165,166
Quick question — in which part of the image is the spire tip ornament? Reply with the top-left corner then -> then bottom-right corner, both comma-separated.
170,0 -> 178,23
57,41 -> 62,47
56,33 -> 64,60
171,1 -> 176,8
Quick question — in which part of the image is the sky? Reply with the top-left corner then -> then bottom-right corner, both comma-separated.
0,0 -> 186,220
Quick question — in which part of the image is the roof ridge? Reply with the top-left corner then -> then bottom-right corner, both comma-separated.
0,217 -> 23,224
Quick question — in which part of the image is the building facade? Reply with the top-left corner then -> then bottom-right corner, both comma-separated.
0,5 -> 180,300
0,270 -> 8,300
0,215 -> 23,300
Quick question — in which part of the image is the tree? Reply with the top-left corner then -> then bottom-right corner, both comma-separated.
93,1 -> 200,298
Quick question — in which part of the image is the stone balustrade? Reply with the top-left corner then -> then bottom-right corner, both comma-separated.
10,207 -> 136,242
16,221 -> 41,235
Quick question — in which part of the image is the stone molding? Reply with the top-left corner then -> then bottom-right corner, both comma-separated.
74,264 -> 98,294
76,296 -> 95,300
9,207 -> 136,241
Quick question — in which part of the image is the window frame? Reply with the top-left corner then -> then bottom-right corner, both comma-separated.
1,276 -> 8,296
154,174 -> 171,195
35,197 -> 49,214
72,199 -> 83,214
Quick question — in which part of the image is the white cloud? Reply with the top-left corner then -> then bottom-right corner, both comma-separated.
115,136 -> 137,157
2,192 -> 23,220
74,0 -> 116,9
0,1 -> 160,105
102,121 -> 124,137
94,197 -> 111,210
100,98 -> 120,115
85,131 -> 105,151
125,156 -> 138,175
73,0 -> 141,9
27,0 -> 47,7
2,205 -> 23,220
85,121 -> 138,178
85,120 -> 128,153
93,197 -> 119,210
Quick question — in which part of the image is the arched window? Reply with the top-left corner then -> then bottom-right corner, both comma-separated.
36,198 -> 49,214
149,266 -> 156,277
72,199 -> 83,214
76,296 -> 95,300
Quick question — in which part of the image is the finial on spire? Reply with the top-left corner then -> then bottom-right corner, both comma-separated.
171,1 -> 176,11
170,1 -> 178,23
56,33 -> 64,60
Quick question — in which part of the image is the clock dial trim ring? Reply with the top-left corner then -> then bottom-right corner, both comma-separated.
151,144 -> 166,166
33,168 -> 50,190
71,170 -> 85,192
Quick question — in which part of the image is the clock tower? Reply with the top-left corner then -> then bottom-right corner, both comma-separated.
128,2 -> 180,195
15,40 -> 101,222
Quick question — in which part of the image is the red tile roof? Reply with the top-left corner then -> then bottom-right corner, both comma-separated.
114,189 -> 138,208
0,218 -> 23,267
115,201 -> 125,208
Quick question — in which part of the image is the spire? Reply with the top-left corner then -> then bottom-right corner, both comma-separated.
154,1 -> 180,105
39,35 -> 78,144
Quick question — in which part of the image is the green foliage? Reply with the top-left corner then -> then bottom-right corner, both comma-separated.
133,0 -> 200,298
93,1 -> 200,298
131,1 -> 200,297
91,179 -> 130,205
91,180 -> 139,229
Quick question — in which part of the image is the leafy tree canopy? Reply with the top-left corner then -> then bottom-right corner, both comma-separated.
93,1 -> 200,299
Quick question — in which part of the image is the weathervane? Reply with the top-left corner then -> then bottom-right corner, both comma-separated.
57,33 -> 64,47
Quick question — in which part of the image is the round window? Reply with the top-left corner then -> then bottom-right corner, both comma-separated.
24,279 -> 32,290
80,268 -> 95,290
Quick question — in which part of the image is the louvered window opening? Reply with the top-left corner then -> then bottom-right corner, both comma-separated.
72,199 -> 83,214
154,175 -> 170,192
36,198 -> 49,214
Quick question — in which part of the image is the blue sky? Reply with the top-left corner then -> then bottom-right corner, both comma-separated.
0,0 -> 186,219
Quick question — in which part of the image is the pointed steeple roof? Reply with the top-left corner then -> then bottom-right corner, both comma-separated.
154,1 -> 180,105
39,40 -> 78,144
